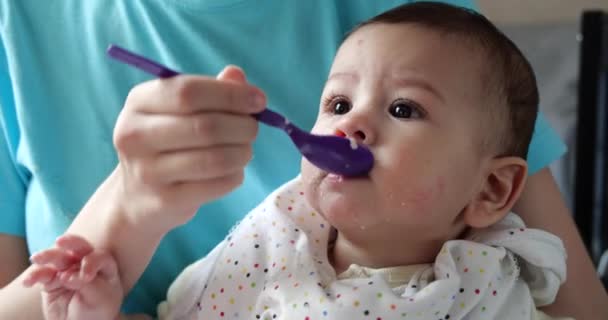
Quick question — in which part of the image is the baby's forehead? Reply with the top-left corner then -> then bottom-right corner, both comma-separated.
335,23 -> 492,94
341,23 -> 491,70
345,23 -> 468,47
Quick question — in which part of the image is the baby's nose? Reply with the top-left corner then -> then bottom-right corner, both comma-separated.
335,129 -> 366,143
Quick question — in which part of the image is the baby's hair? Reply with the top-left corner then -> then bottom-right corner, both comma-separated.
349,1 -> 539,159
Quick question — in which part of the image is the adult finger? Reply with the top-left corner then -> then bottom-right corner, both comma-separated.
165,171 -> 246,207
217,65 -> 247,83
126,75 -> 266,115
151,145 -> 253,183
124,112 -> 258,153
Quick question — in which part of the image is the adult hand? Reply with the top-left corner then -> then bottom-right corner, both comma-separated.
112,65 -> 265,229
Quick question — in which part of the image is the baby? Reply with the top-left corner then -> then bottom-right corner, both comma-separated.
24,2 -> 571,320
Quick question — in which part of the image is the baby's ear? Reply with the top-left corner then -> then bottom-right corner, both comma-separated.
463,157 -> 528,228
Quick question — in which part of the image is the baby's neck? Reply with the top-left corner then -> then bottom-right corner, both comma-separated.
329,230 -> 444,275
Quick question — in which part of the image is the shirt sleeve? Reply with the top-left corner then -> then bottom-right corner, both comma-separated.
527,112 -> 567,175
0,37 -> 27,237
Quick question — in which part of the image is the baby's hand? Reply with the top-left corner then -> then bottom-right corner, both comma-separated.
23,234 -> 124,320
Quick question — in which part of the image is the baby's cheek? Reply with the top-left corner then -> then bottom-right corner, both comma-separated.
403,185 -> 436,213
434,175 -> 446,198
386,175 -> 445,216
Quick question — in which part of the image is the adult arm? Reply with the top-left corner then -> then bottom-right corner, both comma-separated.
0,171 -> 166,320
0,67 -> 264,319
514,168 -> 608,319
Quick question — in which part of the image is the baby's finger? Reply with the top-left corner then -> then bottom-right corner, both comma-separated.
23,266 -> 66,292
30,249 -> 79,271
80,251 -> 119,283
55,234 -> 94,257
22,266 -> 57,287
58,266 -> 89,290
41,276 -> 67,292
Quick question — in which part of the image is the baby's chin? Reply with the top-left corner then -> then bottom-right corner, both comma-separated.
303,181 -> 366,228
300,160 -> 326,193
300,169 -> 325,209
300,160 -> 373,222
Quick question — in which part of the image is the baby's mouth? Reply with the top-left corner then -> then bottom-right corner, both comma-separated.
326,173 -> 344,182
324,171 -> 370,182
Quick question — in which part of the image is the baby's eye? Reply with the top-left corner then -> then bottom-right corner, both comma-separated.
332,100 -> 351,115
389,100 -> 424,119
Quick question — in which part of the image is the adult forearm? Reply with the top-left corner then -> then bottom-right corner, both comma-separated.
66,168 -> 170,293
514,168 -> 608,319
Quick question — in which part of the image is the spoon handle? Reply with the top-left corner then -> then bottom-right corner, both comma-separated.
107,45 -> 179,78
253,109 -> 289,130
108,45 -> 285,128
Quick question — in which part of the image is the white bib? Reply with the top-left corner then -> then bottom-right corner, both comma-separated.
158,177 -> 566,320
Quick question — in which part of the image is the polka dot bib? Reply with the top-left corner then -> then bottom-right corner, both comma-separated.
160,177 -> 566,320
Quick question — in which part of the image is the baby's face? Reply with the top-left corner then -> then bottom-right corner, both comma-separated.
301,23 -> 492,246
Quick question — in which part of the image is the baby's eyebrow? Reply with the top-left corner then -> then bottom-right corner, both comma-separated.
391,76 -> 445,103
327,71 -> 359,83
325,71 -> 445,104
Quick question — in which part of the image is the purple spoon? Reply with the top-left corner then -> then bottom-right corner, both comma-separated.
107,44 -> 374,176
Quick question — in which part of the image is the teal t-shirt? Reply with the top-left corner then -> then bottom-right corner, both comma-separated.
0,0 -> 565,315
